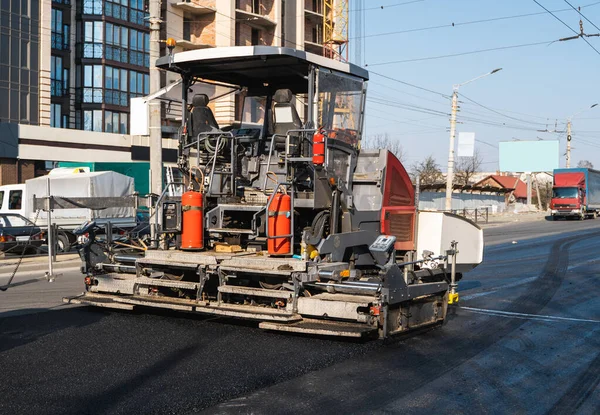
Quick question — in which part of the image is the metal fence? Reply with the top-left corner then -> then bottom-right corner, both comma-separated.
448,207 -> 489,224
418,191 -> 506,214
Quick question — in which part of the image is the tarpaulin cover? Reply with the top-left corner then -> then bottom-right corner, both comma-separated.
26,171 -> 135,221
554,172 -> 585,187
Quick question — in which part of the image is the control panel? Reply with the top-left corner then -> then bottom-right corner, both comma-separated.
161,201 -> 181,233
370,235 -> 397,253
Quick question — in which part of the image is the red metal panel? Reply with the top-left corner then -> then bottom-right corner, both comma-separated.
381,152 -> 415,251
554,172 -> 585,187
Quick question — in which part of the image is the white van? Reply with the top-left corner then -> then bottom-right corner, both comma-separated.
0,184 -> 27,217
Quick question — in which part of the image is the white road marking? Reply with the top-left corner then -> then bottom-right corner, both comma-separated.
461,258 -> 600,301
460,306 -> 600,324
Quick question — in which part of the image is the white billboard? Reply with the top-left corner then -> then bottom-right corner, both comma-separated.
499,140 -> 559,172
457,132 -> 475,157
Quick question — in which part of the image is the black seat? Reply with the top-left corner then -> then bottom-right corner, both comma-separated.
272,89 -> 302,136
191,94 -> 219,136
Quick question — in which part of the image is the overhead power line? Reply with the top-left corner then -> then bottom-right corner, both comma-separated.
459,93 -> 549,126
564,0 -> 600,31
369,70 -> 450,98
532,0 -> 600,56
353,1 -> 600,39
366,40 -> 557,66
349,0 -> 424,12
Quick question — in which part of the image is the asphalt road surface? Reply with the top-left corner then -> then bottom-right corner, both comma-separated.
0,217 -> 599,414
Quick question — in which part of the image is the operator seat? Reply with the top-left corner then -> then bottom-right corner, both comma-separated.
191,94 -> 219,136
272,89 -> 302,135
271,89 -> 303,154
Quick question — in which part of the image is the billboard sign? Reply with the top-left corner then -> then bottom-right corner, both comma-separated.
457,132 -> 475,157
499,140 -> 559,172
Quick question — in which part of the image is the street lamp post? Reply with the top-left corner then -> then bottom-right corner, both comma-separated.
566,103 -> 598,168
445,68 -> 502,211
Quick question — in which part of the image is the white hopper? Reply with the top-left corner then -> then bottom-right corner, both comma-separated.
416,211 -> 484,273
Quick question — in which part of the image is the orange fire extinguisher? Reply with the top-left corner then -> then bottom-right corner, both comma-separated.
181,168 -> 204,250
267,192 -> 292,255
313,128 -> 325,165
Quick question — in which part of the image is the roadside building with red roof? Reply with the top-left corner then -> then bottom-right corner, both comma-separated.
473,175 -> 535,204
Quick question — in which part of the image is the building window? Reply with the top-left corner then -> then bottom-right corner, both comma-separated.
84,110 -> 128,133
104,110 -> 128,133
83,21 -> 104,58
252,0 -> 260,14
51,55 -> 64,96
50,103 -> 64,127
130,0 -> 148,26
51,9 -> 69,50
251,29 -> 260,45
128,27 -> 149,67
183,20 -> 190,41
83,109 -> 103,131
83,0 -> 103,15
129,70 -> 149,98
105,0 -> 128,21
105,66 -> 128,106
83,65 -> 103,103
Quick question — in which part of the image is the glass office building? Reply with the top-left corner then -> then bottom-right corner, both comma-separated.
0,0 -> 40,125
47,0 -> 150,133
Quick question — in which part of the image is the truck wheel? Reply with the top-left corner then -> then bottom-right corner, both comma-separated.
56,233 -> 71,253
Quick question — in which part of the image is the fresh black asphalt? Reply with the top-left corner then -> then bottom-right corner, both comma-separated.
0,217 -> 599,414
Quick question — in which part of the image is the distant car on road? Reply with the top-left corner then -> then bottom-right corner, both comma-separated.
0,213 -> 45,254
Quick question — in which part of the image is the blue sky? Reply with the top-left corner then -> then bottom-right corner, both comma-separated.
353,0 -> 600,172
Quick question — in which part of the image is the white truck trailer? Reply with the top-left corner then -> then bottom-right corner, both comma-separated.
0,169 -> 137,250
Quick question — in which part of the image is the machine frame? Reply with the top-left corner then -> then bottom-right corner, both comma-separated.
64,46 -> 483,339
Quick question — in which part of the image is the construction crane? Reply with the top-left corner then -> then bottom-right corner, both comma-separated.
323,0 -> 349,61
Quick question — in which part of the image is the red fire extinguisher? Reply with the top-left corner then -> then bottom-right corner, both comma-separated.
181,191 -> 203,250
181,168 -> 204,250
313,128 -> 325,165
267,192 -> 292,255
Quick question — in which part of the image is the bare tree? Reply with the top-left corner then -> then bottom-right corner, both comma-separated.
454,149 -> 483,186
577,159 -> 594,169
411,155 -> 443,185
362,133 -> 406,163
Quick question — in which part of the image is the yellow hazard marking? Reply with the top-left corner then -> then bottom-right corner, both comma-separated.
448,292 -> 459,304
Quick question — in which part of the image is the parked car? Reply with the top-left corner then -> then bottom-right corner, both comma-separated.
0,214 -> 46,254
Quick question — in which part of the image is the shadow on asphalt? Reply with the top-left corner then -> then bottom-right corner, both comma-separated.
0,307 -> 108,353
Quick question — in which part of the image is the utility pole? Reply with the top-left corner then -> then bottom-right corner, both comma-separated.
444,68 -> 502,211
148,0 -> 162,246
149,0 -> 162,196
444,90 -> 458,211
566,120 -> 572,168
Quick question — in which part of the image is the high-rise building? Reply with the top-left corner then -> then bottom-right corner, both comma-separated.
0,0 -> 345,185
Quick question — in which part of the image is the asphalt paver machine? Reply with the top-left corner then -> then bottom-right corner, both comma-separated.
66,46 -> 483,339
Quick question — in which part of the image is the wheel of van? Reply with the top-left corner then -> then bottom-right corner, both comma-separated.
56,234 -> 70,253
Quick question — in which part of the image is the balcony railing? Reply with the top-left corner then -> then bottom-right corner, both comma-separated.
104,90 -> 129,107
77,88 -> 135,107
80,43 -> 149,68
51,80 -> 69,97
51,32 -> 69,51
82,0 -> 149,26
105,2 -> 128,21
